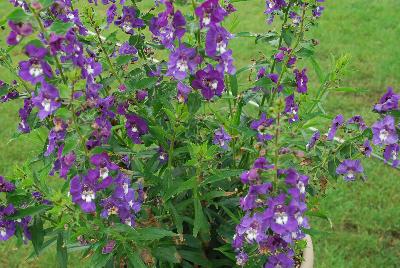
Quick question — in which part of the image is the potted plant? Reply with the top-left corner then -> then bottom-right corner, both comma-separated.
0,0 -> 398,267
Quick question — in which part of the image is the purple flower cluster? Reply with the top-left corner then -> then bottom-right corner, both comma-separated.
150,1 -> 186,49
69,153 -> 143,225
0,177 -> 32,242
251,113 -> 275,142
234,164 -> 309,267
213,126 -> 231,150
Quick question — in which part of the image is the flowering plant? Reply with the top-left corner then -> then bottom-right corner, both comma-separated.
0,0 -> 398,267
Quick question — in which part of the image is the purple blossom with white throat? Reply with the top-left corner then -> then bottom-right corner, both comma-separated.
371,115 -> 398,145
336,159 -> 364,181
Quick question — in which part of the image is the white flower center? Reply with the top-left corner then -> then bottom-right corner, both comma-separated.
211,81 -> 218,90
81,190 -> 95,203
203,16 -> 211,26
392,150 -> 398,160
0,228 -> 6,237
216,42 -> 227,54
176,59 -> 188,72
275,212 -> 288,225
123,183 -> 129,195
347,171 -> 355,179
29,65 -> 43,77
122,23 -> 132,33
41,98 -> 52,112
297,181 -> 305,194
86,65 -> 94,75
245,227 -> 258,242
100,167 -> 109,180
379,129 -> 389,142
131,126 -> 138,133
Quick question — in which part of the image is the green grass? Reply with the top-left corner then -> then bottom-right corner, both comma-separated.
1,0 -> 400,267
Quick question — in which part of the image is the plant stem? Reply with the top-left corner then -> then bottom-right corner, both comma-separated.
258,3 -> 291,114
31,7 -> 68,85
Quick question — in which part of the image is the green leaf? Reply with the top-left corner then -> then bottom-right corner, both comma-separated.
193,199 -> 209,237
6,9 -> 30,23
57,232 -> 68,268
164,177 -> 197,201
329,87 -> 368,93
152,246 -> 180,264
127,77 -> 158,90
8,205 -> 51,220
38,0 -> 54,8
255,76 -> 273,88
116,55 -> 133,66
136,227 -> 177,241
310,57 -> 325,83
187,92 -> 202,115
229,74 -> 238,97
30,217 -> 44,256
179,250 -> 212,267
128,252 -> 147,268
50,21 -> 74,35
201,169 -> 243,185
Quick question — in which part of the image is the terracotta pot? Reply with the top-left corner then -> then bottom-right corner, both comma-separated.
300,235 -> 314,268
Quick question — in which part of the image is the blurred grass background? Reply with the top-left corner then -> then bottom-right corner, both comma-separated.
0,0 -> 399,267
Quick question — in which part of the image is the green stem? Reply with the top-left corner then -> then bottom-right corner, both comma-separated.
92,22 -> 123,85
258,3 -> 291,114
31,7 -> 68,85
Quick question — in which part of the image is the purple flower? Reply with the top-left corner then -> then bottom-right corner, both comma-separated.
90,152 -> 119,180
240,168 -> 260,184
373,87 -> 399,113
383,144 -> 399,168
19,45 -> 53,84
192,64 -> 225,100
265,0 -> 287,14
70,170 -> 112,213
240,183 -> 272,211
216,50 -> 236,75
102,240 -> 116,254
250,113 -> 274,142
264,194 -> 298,235
371,116 -> 398,145
235,252 -> 248,267
45,118 -> 68,156
0,89 -> 19,103
205,25 -> 231,57
18,98 -> 33,133
294,68 -> 308,93
157,147 -> 169,163
136,90 -> 148,102
290,12 -> 301,25
48,33 -> 65,56
0,204 -> 16,241
284,169 -> 308,198
347,115 -> 367,131
82,57 -> 102,81
119,42 -> 138,55
236,213 -> 267,243
264,252 -> 294,268
7,21 -> 33,46
177,82 -> 191,103
362,139 -> 372,157
106,4 -> 117,25
125,114 -> 149,144
313,6 -> 325,18
0,176 -> 15,193
327,114 -> 344,141
253,157 -> 274,170
87,116 -> 112,149
114,6 -> 145,35
306,131 -> 320,150
32,82 -> 61,120
166,44 -> 200,80
150,1 -> 186,49
213,127 -> 231,150
284,94 -> 299,123
336,159 -> 364,181
195,0 -> 227,28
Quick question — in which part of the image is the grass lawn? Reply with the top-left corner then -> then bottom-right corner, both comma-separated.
0,0 -> 399,267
